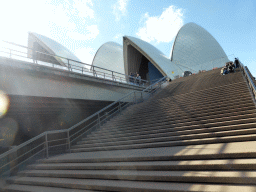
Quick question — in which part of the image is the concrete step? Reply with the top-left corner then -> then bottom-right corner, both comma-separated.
71,133 -> 256,153
6,176 -> 256,192
97,112 -> 256,135
110,99 -> 254,124
119,98 -> 253,119
28,159 -> 256,171
17,169 -> 256,185
89,120 -> 256,140
38,141 -> 256,163
80,122 -> 256,145
78,127 -> 256,147
106,106 -> 256,129
2,184 -> 101,192
146,88 -> 250,107
109,101 -> 255,126
96,114 -> 256,135
136,82 -> 248,105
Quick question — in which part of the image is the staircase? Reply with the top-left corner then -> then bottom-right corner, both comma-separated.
3,68 -> 256,192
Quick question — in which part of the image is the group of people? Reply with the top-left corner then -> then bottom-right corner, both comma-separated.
221,58 -> 240,75
129,72 -> 141,85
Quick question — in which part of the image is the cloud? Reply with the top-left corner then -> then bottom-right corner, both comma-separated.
73,0 -> 94,19
67,25 -> 99,40
114,33 -> 122,39
85,25 -> 99,40
74,47 -> 96,66
112,0 -> 129,21
136,6 -> 184,43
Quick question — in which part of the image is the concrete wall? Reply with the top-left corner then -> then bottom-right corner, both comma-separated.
0,57 -> 144,103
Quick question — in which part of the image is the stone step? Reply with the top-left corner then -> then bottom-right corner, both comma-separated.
109,99 -> 254,124
38,141 -> 256,164
71,133 -> 256,153
28,159 -> 256,171
96,114 -> 256,135
119,99 -> 254,121
134,82 -> 248,106
17,169 -> 256,185
6,176 -> 256,192
80,122 -> 256,145
89,120 -> 256,140
105,106 -> 256,129
108,101 -> 255,126
78,127 -> 256,147
2,184 -> 100,192
143,88 -> 250,107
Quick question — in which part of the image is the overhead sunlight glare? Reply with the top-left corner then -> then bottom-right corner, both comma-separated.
0,91 -> 10,118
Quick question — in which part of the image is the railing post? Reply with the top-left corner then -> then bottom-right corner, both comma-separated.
119,101 -> 121,112
45,133 -> 48,159
67,130 -> 71,153
93,66 -> 95,77
68,59 -> 70,71
104,73 -> 105,79
98,113 -> 100,127
112,71 -> 114,81
82,67 -> 83,74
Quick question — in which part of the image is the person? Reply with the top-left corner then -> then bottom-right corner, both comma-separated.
220,67 -> 224,75
221,66 -> 228,75
136,73 -> 141,85
231,62 -> 235,72
234,58 -> 240,68
228,62 -> 235,73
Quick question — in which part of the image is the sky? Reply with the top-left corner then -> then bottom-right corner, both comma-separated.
0,0 -> 255,77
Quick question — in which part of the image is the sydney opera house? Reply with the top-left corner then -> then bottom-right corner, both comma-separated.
28,22 -> 229,82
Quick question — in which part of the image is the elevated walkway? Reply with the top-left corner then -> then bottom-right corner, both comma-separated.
2,68 -> 256,191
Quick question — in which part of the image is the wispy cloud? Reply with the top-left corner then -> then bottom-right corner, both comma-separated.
114,33 -> 122,39
73,0 -> 94,19
136,5 -> 184,43
112,0 -> 129,21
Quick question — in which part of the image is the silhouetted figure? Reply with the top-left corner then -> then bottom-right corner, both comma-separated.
234,58 -> 240,68
136,73 -> 141,85
228,62 -> 235,73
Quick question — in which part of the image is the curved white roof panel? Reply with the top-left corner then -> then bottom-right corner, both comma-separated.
92,42 -> 124,74
171,23 -> 229,73
28,32 -> 81,67
123,36 -> 181,79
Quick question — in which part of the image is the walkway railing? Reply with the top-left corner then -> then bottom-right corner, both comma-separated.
240,62 -> 256,102
0,76 -> 167,177
0,41 -> 149,86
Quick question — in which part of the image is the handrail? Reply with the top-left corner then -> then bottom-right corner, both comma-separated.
1,41 -> 149,85
0,76 -> 167,177
240,62 -> 256,101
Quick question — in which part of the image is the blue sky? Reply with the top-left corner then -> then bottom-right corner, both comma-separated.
0,0 -> 255,76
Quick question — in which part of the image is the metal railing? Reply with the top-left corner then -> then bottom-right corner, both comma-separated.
240,62 -> 256,102
0,41 -> 149,86
0,76 -> 167,177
